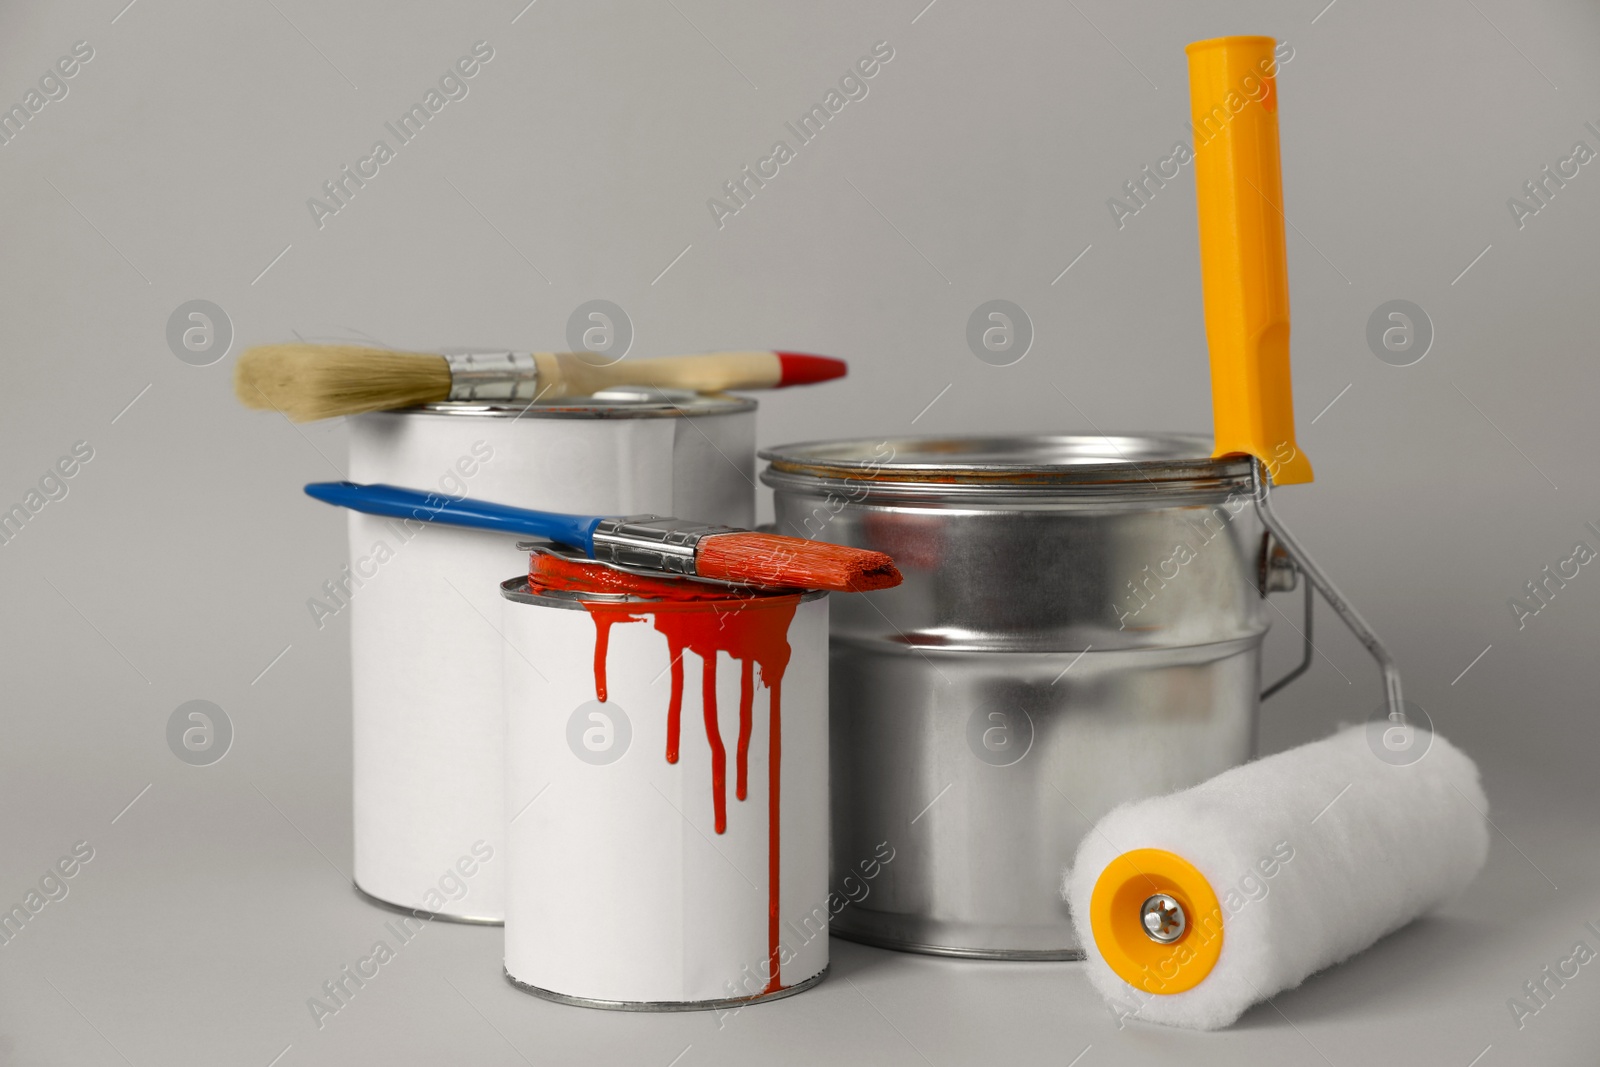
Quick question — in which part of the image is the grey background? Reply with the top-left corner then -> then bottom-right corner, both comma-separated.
2,0 -> 1598,1063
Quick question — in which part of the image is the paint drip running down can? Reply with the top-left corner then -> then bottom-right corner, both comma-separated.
500,547 -> 829,1009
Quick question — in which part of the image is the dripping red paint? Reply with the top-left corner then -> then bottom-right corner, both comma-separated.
528,553 -> 801,993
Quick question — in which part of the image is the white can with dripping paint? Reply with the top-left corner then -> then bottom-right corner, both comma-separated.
344,391 -> 755,923
499,548 -> 830,1008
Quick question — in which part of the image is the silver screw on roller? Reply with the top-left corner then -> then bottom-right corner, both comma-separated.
1141,894 -> 1186,944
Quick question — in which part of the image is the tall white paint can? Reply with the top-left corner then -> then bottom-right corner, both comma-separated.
344,391 -> 755,922
500,548 -> 830,1008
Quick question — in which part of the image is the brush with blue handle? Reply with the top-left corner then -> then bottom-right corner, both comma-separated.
303,481 -> 902,593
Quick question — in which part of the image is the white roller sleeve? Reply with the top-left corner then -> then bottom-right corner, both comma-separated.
1065,724 -> 1489,1030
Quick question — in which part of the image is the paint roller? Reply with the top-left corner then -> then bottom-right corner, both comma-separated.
1065,725 -> 1489,1030
1062,36 -> 1490,1030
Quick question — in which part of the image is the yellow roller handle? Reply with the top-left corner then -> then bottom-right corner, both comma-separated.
1186,36 -> 1312,485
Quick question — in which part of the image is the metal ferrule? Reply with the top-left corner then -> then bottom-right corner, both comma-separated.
443,351 -> 540,402
591,516 -> 739,576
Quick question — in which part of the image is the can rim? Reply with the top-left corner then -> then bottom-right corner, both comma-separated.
504,962 -> 830,1011
500,575 -> 828,608
759,433 -> 1254,501
365,387 -> 757,420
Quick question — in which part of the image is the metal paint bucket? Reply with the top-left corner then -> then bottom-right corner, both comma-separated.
500,547 -> 830,1009
345,390 -> 755,923
761,434 -> 1298,959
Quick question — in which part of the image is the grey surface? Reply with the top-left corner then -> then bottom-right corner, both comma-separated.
1,0 -> 1598,1064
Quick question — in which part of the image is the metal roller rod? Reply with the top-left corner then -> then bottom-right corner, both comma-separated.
1251,460 -> 1405,724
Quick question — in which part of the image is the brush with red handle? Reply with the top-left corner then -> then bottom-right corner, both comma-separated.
236,343 -> 846,422
303,481 -> 902,593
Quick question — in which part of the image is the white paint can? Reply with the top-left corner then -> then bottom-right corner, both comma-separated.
345,391 -> 755,922
500,549 -> 830,1008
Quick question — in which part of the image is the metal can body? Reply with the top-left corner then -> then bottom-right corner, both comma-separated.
500,568 -> 830,1008
761,435 -> 1268,959
346,391 -> 755,923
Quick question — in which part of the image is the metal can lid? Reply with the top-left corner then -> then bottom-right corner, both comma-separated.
760,434 -> 1254,502
377,386 -> 756,421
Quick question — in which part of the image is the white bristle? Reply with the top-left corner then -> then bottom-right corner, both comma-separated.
1065,724 -> 1489,1030
233,345 -> 452,422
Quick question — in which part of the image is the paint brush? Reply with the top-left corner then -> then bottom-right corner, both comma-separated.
303,481 -> 902,593
235,344 -> 847,422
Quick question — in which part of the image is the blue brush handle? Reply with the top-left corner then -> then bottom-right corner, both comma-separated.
304,481 -> 603,554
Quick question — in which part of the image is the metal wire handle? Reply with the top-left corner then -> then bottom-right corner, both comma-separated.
1260,573 -> 1312,702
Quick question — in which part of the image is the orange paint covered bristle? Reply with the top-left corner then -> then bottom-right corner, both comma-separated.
693,532 -> 902,593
